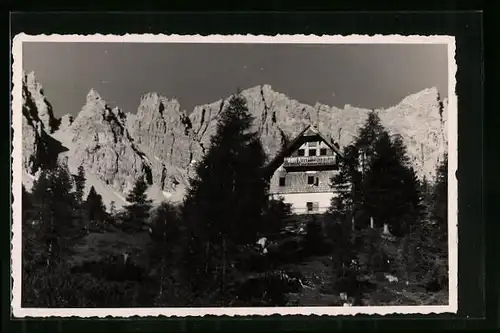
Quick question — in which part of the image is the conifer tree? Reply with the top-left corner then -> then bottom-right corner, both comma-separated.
330,112 -> 422,236
355,111 -> 386,159
123,177 -> 153,231
183,93 -> 267,245
363,132 -> 422,236
74,165 -> 86,205
330,112 -> 384,224
85,186 -> 107,223
30,164 -> 76,268
182,93 -> 268,298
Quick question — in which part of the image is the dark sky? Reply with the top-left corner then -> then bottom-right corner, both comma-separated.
22,42 -> 448,117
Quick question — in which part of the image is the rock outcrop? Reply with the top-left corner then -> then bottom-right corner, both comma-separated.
126,93 -> 196,192
67,89 -> 152,195
21,75 -> 64,176
23,71 -> 59,133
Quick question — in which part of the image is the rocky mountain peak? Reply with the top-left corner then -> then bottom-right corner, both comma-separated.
22,71 -> 58,133
127,92 -> 194,193
61,91 -> 152,195
86,88 -> 102,102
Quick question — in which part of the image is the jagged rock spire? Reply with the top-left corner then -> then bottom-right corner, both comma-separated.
86,88 -> 102,103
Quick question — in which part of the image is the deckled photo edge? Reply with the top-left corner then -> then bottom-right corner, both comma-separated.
10,33 -> 458,318
11,33 -> 24,318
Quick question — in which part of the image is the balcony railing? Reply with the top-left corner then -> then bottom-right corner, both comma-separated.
284,155 -> 337,167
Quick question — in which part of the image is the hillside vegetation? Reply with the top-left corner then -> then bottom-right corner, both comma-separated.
21,93 -> 448,308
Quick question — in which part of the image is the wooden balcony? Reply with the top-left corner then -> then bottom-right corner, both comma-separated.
284,155 -> 338,168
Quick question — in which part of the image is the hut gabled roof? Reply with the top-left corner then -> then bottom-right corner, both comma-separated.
263,124 -> 343,178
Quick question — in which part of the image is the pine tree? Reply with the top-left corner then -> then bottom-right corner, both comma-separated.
182,93 -> 268,299
85,186 -> 107,223
74,165 -> 86,205
123,177 -> 153,231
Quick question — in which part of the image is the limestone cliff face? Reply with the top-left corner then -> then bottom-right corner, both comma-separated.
21,74 -> 62,176
23,71 -> 59,133
126,93 -> 196,192
188,85 -> 448,183
67,89 -> 151,195
22,82 -> 46,175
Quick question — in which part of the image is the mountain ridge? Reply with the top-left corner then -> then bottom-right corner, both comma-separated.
20,72 -> 448,209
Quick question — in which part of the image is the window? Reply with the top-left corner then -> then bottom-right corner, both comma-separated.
320,148 -> 327,156
306,202 -> 319,212
309,149 -> 317,156
308,176 -> 315,185
279,177 -> 286,187
298,149 -> 305,156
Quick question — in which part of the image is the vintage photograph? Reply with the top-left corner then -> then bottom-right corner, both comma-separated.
11,34 -> 457,317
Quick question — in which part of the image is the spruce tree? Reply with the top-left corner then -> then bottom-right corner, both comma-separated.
355,111 -> 385,159
30,164 -> 76,268
330,111 -> 422,236
74,165 -> 86,205
183,93 -> 267,245
182,93 -> 268,299
363,132 -> 422,236
85,186 -> 107,223
123,177 -> 153,231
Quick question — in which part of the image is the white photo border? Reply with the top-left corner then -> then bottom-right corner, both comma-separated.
11,33 -> 458,318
